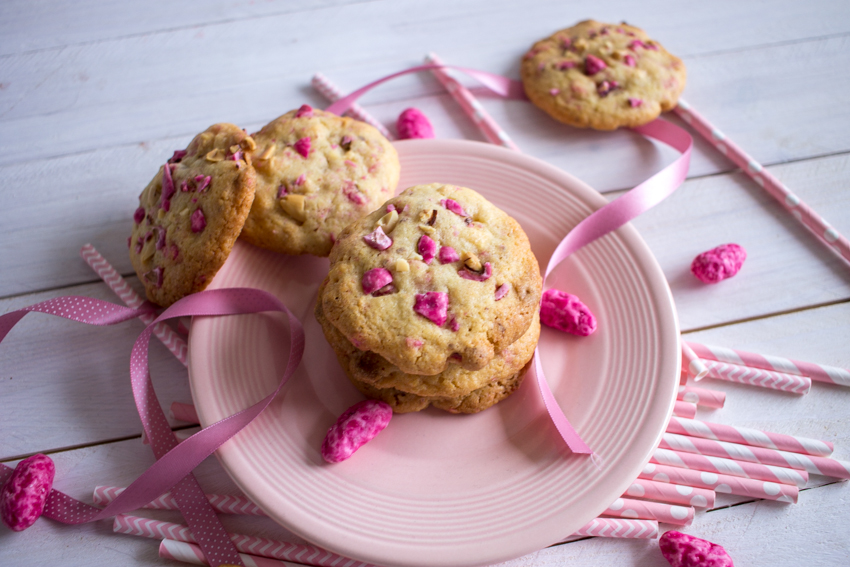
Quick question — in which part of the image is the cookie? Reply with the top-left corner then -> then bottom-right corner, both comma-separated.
240,105 -> 400,256
347,361 -> 532,414
520,20 -> 686,130
316,282 -> 540,399
129,123 -> 256,307
321,183 -> 542,375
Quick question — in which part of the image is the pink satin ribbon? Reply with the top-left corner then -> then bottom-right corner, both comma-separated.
0,64 -> 691,564
0,290 -> 304,566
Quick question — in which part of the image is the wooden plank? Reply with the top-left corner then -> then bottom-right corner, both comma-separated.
0,280 -> 192,460
0,6 -> 849,174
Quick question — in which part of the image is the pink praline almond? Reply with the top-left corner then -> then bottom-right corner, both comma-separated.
321,400 -> 392,463
190,208 -> 206,233
414,291 -> 448,326
133,207 -> 145,224
396,108 -> 435,140
540,289 -> 597,336
691,243 -> 746,284
295,104 -> 313,118
458,262 -> 492,282
362,268 -> 393,295
438,246 -> 459,264
494,283 -> 510,301
440,198 -> 468,217
0,454 -> 55,532
659,530 -> 734,567
584,54 -> 607,75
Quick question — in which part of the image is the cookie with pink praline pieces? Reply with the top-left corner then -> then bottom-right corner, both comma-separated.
129,123 -> 256,307
240,105 -> 400,256
520,19 -> 686,130
320,183 -> 542,376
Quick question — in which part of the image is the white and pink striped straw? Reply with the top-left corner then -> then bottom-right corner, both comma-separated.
568,518 -> 658,539
673,400 -> 697,419
678,385 -> 726,409
682,342 -> 708,380
661,432 -> 850,480
425,52 -> 520,151
80,244 -> 188,366
95,486 -> 266,516
686,341 -> 850,388
674,99 -> 850,268
622,478 -> 715,508
666,416 -> 834,457
116,515 -> 374,567
602,497 -> 694,526
703,359 -> 811,395
159,539 -> 312,567
651,447 -> 808,487
640,462 -> 798,503
311,72 -> 395,140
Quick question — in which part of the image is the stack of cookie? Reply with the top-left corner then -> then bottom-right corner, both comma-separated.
129,106 -> 400,307
316,183 -> 543,413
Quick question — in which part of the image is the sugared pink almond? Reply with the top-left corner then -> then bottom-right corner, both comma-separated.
623,53 -> 637,67
363,226 -> 393,250
540,288 -> 597,336
190,208 -> 206,233
584,54 -> 607,75
343,181 -> 367,205
362,268 -> 393,295
629,97 -> 644,108
418,234 -> 437,264
396,108 -> 435,140
295,104 -> 314,118
440,198 -> 468,217
0,454 -> 55,532
321,400 -> 392,463
161,162 -> 176,206
414,291 -> 448,326
133,207 -> 145,224
294,137 -> 311,158
659,530 -> 734,567
494,283 -> 510,301
169,149 -> 187,163
691,243 -> 746,284
458,262 -> 492,282
438,246 -> 459,264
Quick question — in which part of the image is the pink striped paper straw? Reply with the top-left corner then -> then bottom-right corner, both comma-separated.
674,99 -> 850,268
602,497 -> 693,526
666,416 -> 833,457
311,72 -> 394,140
117,515 -> 374,567
662,432 -> 850,480
703,359 -> 811,395
682,342 -> 708,380
673,400 -> 697,419
640,462 -> 798,503
569,518 -> 658,539
170,401 -> 200,424
686,341 -> 850,388
95,486 -> 266,516
678,385 -> 725,409
425,52 -> 520,151
159,539 -> 311,567
622,478 -> 714,508
652,447 -> 808,487
80,244 -> 188,366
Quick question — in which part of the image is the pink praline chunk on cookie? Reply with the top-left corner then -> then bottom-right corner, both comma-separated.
584,54 -> 607,75
458,262 -> 492,282
294,137 -> 311,158
691,243 -> 746,284
659,530 -> 734,567
414,291 -> 448,326
321,400 -> 392,463
361,268 -> 393,295
441,198 -> 468,217
363,226 -> 392,250
438,246 -> 459,264
418,234 -> 437,264
295,104 -> 313,118
540,288 -> 597,336
0,454 -> 55,532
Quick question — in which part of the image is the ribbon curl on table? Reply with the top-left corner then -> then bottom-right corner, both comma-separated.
0,289 -> 304,567
327,64 -> 692,454
0,63 -> 691,564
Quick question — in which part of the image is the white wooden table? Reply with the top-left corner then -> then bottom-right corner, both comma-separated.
2,1 -> 849,565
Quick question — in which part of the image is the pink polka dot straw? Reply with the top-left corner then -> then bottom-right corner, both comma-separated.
674,99 -> 850,268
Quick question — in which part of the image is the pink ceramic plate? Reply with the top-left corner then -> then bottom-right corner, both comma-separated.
188,139 -> 679,567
